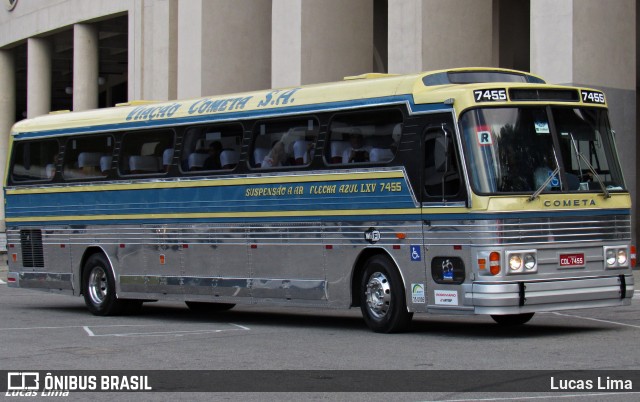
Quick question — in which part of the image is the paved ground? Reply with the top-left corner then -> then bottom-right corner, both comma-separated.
2,264 -> 640,401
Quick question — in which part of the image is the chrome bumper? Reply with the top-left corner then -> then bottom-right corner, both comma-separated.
469,274 -> 634,315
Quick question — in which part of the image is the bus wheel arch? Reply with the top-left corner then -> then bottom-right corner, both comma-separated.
80,248 -> 129,316
351,249 -> 413,333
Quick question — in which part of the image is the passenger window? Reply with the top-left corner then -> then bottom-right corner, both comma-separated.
326,109 -> 403,165
181,124 -> 243,173
250,117 -> 319,169
63,135 -> 114,180
119,130 -> 175,176
11,140 -> 59,182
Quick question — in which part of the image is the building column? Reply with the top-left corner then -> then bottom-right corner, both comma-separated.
531,0 -> 637,243
272,0 -> 373,87
388,0 -> 494,73
27,37 -> 52,118
177,0 -> 271,99
0,50 -> 16,230
73,23 -> 99,111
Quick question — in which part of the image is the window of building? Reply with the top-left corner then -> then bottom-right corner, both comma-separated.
326,109 -> 403,165
250,117 -> 319,169
11,140 -> 60,182
118,130 -> 175,176
180,124 -> 243,173
63,135 -> 114,180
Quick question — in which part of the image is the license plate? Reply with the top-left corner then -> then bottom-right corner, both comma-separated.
559,253 -> 585,267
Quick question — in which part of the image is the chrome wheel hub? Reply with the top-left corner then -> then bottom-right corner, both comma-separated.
87,267 -> 108,306
365,272 -> 391,319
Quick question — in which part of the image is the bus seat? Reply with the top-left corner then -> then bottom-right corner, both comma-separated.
330,141 -> 348,164
220,149 -> 239,169
77,152 -> 103,168
188,153 -> 207,170
100,156 -> 112,173
45,164 -> 55,179
293,140 -> 309,165
392,123 -> 403,143
129,155 -> 161,173
162,148 -> 174,168
370,148 -> 394,162
253,147 -> 269,167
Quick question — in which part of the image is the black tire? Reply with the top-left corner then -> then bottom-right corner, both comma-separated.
359,255 -> 413,333
185,301 -> 235,313
82,253 -> 128,316
491,313 -> 535,326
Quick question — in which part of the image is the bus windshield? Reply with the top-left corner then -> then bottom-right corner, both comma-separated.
459,107 -> 625,195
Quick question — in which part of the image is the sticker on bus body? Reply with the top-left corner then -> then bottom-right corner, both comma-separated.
434,290 -> 458,306
411,283 -> 425,303
476,125 -> 493,146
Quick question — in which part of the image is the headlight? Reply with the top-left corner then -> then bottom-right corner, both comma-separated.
524,254 -> 536,270
505,250 -> 537,275
606,249 -> 616,266
617,249 -> 628,265
509,255 -> 522,271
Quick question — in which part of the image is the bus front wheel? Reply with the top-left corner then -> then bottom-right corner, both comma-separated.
491,313 -> 535,326
359,255 -> 413,333
82,253 -> 127,316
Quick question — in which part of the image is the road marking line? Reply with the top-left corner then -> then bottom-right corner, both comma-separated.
231,323 -> 251,331
86,328 -> 247,337
552,312 -> 640,329
0,279 -> 6,284
433,391 -> 640,402
0,324 -> 157,331
83,326 -> 95,336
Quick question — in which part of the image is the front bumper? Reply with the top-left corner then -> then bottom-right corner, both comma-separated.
468,274 -> 634,315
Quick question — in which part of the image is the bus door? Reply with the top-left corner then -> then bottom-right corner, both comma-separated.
421,116 -> 469,311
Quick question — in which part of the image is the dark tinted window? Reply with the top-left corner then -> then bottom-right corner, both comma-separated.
119,130 -> 175,176
63,135 -> 114,180
11,140 -> 59,182
181,124 -> 243,172
250,117 -> 319,169
326,109 -> 402,165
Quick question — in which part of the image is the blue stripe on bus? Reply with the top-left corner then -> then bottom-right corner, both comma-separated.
5,179 -> 418,218
12,95 -> 451,139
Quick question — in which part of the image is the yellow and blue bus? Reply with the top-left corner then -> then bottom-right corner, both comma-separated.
5,67 -> 634,332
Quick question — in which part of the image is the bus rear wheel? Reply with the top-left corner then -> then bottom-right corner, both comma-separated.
359,255 -> 413,333
491,313 -> 535,326
185,301 -> 235,313
82,253 -> 128,316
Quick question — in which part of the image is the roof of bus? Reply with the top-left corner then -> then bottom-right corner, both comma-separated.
10,67 -> 605,139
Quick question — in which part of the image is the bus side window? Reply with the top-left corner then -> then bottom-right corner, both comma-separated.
250,117 -> 319,169
180,124 -> 243,173
62,135 -> 114,180
326,108 -> 402,165
424,127 -> 461,199
119,129 -> 175,176
11,140 -> 59,182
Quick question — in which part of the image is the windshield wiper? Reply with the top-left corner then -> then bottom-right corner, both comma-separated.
528,166 -> 560,201
570,134 -> 610,198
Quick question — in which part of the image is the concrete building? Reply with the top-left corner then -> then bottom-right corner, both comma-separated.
0,0 -> 637,240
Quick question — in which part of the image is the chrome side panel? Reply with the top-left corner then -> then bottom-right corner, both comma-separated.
6,220 -> 424,309
7,212 -> 634,316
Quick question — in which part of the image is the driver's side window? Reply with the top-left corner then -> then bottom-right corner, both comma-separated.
424,125 -> 462,200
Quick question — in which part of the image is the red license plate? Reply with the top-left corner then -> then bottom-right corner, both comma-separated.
559,253 -> 585,267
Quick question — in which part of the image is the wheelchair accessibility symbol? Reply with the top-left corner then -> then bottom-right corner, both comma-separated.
410,245 -> 421,262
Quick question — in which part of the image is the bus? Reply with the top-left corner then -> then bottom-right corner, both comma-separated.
4,67 -> 634,333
